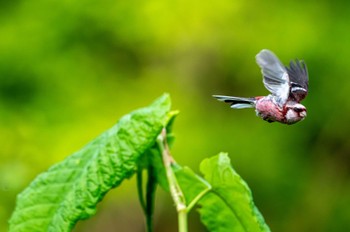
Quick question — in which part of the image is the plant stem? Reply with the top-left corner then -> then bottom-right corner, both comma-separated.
178,209 -> 188,232
136,164 -> 156,232
157,128 -> 188,232
145,165 -> 156,232
136,169 -> 146,214
186,188 -> 211,213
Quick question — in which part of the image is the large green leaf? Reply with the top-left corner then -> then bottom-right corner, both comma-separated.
9,94 -> 171,232
198,153 -> 270,232
174,153 -> 270,232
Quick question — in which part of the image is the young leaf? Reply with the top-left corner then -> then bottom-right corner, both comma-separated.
9,94 -> 171,232
198,153 -> 270,232
174,153 -> 270,232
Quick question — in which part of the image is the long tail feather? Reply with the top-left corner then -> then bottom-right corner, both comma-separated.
213,95 -> 256,109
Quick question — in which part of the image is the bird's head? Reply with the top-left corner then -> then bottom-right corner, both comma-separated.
285,102 -> 307,124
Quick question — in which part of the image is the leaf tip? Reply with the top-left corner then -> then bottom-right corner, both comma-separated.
153,93 -> 171,106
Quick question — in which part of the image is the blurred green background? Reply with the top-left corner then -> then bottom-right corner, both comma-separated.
1,0 -> 350,231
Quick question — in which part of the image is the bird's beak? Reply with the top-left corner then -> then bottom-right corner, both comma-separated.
300,111 -> 307,117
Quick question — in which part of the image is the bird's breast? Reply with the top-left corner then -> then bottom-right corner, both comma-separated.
255,97 -> 284,122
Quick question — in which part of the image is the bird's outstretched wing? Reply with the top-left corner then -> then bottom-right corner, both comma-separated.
256,49 -> 290,106
286,59 -> 308,102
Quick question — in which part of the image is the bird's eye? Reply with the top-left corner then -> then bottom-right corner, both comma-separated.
294,107 -> 304,113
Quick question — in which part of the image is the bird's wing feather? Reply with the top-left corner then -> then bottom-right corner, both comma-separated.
256,49 -> 290,106
286,59 -> 309,102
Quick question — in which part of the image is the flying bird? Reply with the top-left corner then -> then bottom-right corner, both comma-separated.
213,49 -> 309,125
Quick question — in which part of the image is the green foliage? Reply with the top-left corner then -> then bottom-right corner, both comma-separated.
9,94 -> 270,232
9,94 -> 171,232
174,153 -> 270,232
198,154 -> 270,232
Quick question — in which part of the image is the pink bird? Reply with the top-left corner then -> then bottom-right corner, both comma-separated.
213,49 -> 309,125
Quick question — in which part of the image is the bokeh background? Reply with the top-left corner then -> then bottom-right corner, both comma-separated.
1,0 -> 350,231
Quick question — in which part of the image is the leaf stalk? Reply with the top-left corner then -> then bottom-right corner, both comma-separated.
157,128 -> 188,232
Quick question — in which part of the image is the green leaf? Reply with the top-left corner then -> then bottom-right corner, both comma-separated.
174,153 -> 270,232
9,93 -> 171,232
198,153 -> 270,232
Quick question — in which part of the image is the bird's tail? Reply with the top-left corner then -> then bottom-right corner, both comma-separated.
213,95 -> 256,109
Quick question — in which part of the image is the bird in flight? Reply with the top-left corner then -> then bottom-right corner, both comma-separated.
213,49 -> 309,125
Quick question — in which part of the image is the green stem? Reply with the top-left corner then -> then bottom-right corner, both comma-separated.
157,128 -> 188,232
136,165 -> 156,232
186,188 -> 211,213
178,209 -> 188,232
145,165 -> 156,232
136,169 -> 146,214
